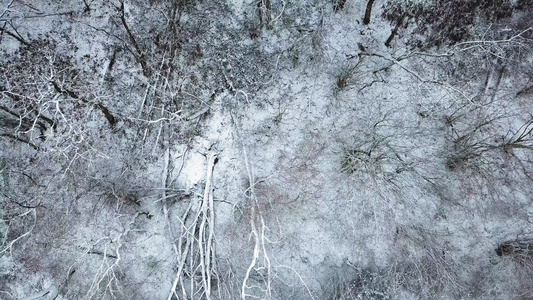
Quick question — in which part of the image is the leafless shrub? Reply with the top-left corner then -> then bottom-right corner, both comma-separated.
334,60 -> 363,94
494,240 -> 533,298
332,0 -> 346,12
338,109 -> 408,183
388,226 -> 463,298
329,267 -> 391,300
341,139 -> 390,175
443,101 -> 533,178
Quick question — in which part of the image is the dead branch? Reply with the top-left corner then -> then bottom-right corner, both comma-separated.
50,81 -> 117,127
117,1 -> 151,77
167,150 -> 218,300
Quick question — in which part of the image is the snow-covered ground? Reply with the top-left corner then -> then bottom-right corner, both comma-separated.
1,0 -> 533,299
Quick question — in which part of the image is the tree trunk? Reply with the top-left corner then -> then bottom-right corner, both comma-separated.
385,18 -> 403,47
363,0 -> 375,24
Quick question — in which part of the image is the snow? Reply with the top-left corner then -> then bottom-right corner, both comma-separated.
2,0 -> 533,299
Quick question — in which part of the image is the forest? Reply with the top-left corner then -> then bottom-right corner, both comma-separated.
1,0 -> 533,299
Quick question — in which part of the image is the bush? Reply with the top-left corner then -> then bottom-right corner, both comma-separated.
382,0 -> 517,48
330,267 -> 391,300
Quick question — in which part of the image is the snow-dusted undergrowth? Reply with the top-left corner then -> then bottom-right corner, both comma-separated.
1,0 -> 533,299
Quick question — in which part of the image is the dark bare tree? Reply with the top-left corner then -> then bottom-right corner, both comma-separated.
363,0 -> 375,24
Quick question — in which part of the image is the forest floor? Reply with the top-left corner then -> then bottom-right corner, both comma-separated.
2,0 -> 533,299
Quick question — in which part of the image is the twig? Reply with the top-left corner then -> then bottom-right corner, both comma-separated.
0,26 -> 30,46
0,0 -> 15,19
368,52 -> 480,106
